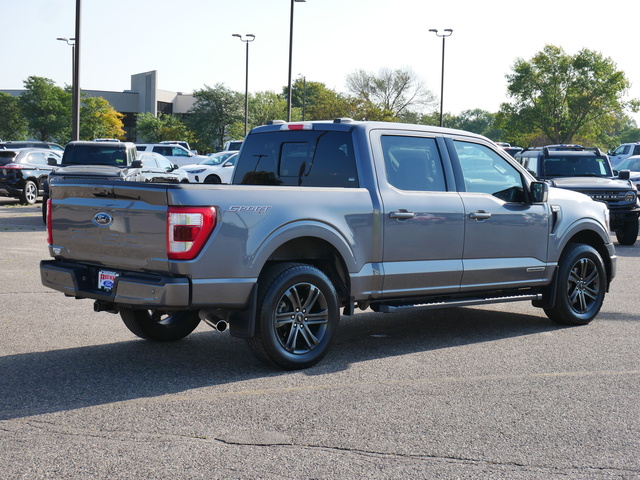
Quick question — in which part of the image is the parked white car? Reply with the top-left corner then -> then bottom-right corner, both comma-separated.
182,152 -> 238,184
133,152 -> 189,183
136,143 -> 208,167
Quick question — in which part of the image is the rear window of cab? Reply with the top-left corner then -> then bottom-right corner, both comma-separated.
234,130 -> 358,187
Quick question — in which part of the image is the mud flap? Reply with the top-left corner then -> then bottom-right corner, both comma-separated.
228,284 -> 258,338
532,267 -> 558,309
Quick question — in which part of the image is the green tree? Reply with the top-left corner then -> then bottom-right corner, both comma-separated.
345,67 -> 435,120
80,96 -> 125,141
502,45 -> 637,144
0,92 -> 27,140
287,79 -> 353,121
447,109 -> 504,140
18,76 -> 71,142
136,112 -> 193,145
249,91 -> 288,127
186,84 -> 243,151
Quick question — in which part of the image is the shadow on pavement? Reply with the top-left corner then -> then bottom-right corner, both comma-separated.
0,306 -> 562,420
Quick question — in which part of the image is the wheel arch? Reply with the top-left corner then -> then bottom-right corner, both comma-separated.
264,236 -> 351,306
561,229 -> 614,289
551,218 -> 614,287
229,224 -> 356,339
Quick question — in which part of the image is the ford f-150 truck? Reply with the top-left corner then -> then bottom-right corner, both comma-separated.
40,120 -> 617,369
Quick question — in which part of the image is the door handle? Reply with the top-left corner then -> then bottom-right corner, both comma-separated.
469,211 -> 492,220
390,210 -> 416,219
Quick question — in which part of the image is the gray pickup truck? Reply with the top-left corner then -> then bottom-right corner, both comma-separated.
40,120 -> 617,369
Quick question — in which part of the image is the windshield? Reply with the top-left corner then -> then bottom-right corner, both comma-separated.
63,145 -> 128,166
616,157 -> 640,171
200,152 -> 235,166
542,155 -> 612,177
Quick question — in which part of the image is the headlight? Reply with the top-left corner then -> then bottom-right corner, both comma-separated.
624,191 -> 636,203
187,169 -> 206,174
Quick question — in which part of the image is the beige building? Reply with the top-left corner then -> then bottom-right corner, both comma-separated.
2,70 -> 195,142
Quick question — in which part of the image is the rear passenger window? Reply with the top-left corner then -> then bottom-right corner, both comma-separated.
235,131 -> 358,187
381,136 -> 446,192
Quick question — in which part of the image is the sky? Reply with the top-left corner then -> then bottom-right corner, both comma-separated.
3,0 -> 640,124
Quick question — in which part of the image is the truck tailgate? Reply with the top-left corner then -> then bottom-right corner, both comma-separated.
48,179 -> 171,272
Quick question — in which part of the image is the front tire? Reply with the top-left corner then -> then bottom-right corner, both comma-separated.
247,263 -> 340,369
544,243 -> 606,325
204,175 -> 221,184
616,219 -> 638,245
119,308 -> 200,341
20,180 -> 38,205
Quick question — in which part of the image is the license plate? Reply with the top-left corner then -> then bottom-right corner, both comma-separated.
98,270 -> 118,292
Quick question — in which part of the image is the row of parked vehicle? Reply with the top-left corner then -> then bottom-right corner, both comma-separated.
512,144 -> 640,245
0,140 -> 243,208
3,136 -> 639,244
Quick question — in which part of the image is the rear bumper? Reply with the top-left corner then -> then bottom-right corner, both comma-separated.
40,259 -> 256,310
0,185 -> 23,197
40,260 -> 191,307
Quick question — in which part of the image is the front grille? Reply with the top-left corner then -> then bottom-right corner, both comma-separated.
576,190 -> 629,203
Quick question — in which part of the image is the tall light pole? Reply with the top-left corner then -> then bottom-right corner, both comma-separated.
57,37 -> 79,140
73,0 -> 81,140
298,74 -> 307,121
429,28 -> 453,128
287,0 -> 306,122
232,33 -> 255,137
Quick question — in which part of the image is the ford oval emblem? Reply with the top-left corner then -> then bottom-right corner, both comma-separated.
93,212 -> 113,227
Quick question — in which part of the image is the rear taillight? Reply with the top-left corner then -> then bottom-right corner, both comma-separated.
46,197 -> 53,245
167,206 -> 216,260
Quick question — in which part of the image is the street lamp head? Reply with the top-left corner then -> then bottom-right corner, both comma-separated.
429,28 -> 453,38
294,0 -> 306,2
233,33 -> 256,42
57,37 -> 76,45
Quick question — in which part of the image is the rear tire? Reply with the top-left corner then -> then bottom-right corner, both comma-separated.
247,263 -> 340,369
616,219 -> 638,245
20,180 -> 38,205
543,243 -> 606,326
119,308 -> 200,341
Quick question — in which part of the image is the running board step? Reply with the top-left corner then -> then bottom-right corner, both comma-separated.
377,294 -> 542,313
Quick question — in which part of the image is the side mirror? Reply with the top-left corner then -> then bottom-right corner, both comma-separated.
530,181 -> 548,203
47,157 -> 58,166
618,169 -> 630,180
130,160 -> 142,168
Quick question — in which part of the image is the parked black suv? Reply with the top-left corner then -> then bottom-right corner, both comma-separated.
0,148 -> 62,204
515,145 -> 640,245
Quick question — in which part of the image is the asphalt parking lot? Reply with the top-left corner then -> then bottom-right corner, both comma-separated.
1,198 -> 639,479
